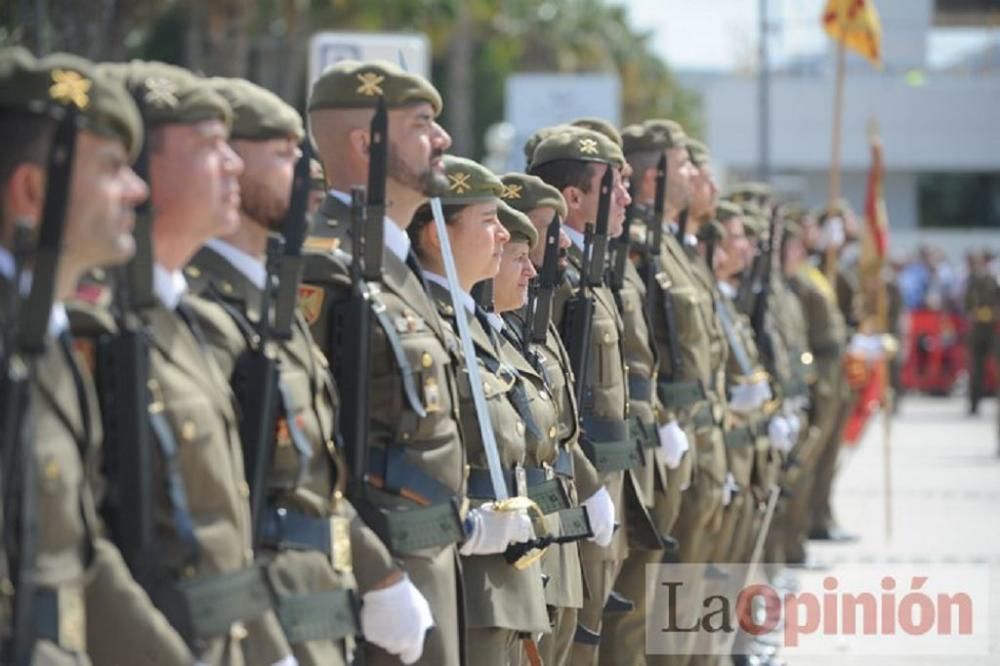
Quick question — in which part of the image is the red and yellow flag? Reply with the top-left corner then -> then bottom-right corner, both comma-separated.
863,132 -> 888,260
822,0 -> 883,68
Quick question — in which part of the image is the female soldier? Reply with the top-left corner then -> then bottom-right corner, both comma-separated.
409,156 -> 549,665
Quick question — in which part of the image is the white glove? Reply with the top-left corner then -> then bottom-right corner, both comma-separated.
767,415 -> 794,453
817,216 -> 845,250
721,473 -> 738,507
270,658 -> 298,666
728,383 -> 759,413
361,574 -> 434,664
657,420 -> 690,469
751,379 -> 773,405
784,410 -> 802,442
581,487 -> 615,547
459,504 -> 534,556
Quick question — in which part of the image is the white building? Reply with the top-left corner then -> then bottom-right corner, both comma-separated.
684,0 -> 1000,260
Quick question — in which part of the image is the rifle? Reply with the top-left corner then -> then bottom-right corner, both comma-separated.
747,210 -> 780,372
335,97 -> 388,493
97,92 -> 156,586
607,181 -> 633,293
1,105 -> 79,666
644,154 -> 683,380
239,144 -> 312,546
528,214 -> 561,347
675,207 -> 689,245
561,167 -> 613,407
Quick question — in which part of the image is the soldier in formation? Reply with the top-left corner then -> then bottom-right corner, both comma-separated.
1,48 -> 860,666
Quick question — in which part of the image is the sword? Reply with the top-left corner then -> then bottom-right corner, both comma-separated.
429,197 -> 509,501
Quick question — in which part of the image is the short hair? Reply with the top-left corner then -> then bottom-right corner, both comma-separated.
528,159 -> 595,196
408,202 -> 468,262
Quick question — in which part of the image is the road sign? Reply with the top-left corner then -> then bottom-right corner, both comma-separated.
308,31 -> 431,91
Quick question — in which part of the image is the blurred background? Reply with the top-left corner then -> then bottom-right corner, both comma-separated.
3,0 -> 1000,399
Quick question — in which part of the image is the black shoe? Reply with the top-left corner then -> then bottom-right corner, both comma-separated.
808,525 -> 858,543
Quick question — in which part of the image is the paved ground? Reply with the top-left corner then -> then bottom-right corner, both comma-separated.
786,394 -> 1000,665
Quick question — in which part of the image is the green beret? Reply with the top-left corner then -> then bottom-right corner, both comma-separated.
498,200 -> 538,248
207,77 -> 303,142
686,138 -> 710,167
308,59 -> 442,115
97,60 -> 231,129
779,203 -> 807,224
715,200 -> 744,223
697,219 -> 725,243
531,127 -> 625,170
440,155 -> 503,204
523,124 -> 568,167
735,200 -> 767,236
0,48 -> 143,159
641,118 -> 687,149
571,117 -> 622,148
726,181 -> 773,205
499,173 -> 567,217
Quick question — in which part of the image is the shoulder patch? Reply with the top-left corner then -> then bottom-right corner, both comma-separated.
297,284 -> 325,326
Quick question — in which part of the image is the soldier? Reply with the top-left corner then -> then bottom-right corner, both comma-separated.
0,48 -> 197,665
620,121 -> 727,666
408,156 -> 550,664
963,250 -> 998,415
528,126 -> 635,665
183,77 -> 432,665
498,173 -> 609,666
593,121 -> 688,666
300,60 -> 467,666
70,61 -> 294,664
780,214 -> 850,560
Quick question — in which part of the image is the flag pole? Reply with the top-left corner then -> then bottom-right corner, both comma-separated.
826,32 -> 848,281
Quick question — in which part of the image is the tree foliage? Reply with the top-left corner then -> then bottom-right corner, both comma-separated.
2,0 -> 701,159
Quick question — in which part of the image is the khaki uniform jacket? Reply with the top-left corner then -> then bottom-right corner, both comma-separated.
552,242 -> 629,563
7,288 -> 193,666
426,282 -> 548,634
185,246 -> 398,665
617,257 -> 669,505
299,195 -> 466,665
493,315 -> 584,610
69,291 -> 291,665
789,264 -> 848,409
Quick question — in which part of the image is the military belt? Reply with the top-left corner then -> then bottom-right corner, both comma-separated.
355,494 -> 464,554
26,585 -> 85,653
159,565 -> 273,645
367,445 -> 456,506
629,416 -> 660,450
557,506 -> 594,540
275,588 -> 360,645
724,424 -> 756,449
656,377 -> 706,410
467,464 -> 572,514
690,401 -> 717,431
579,415 -> 641,472
258,505 -> 336,557
628,372 -> 654,403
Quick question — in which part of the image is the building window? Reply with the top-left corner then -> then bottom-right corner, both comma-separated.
917,172 -> 1000,228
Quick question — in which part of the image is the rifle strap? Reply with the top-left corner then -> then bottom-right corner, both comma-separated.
208,292 -> 314,489
148,399 -> 200,569
654,259 -> 684,380
364,288 -> 426,419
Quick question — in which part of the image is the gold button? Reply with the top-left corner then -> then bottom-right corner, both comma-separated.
238,481 -> 250,498
184,265 -> 201,278
516,421 -> 525,436
43,459 -> 60,481
222,282 -> 234,294
181,420 -> 197,441
421,352 -> 433,368
401,431 -> 411,441
603,332 -> 611,343
548,426 -> 557,439
801,352 -> 814,365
